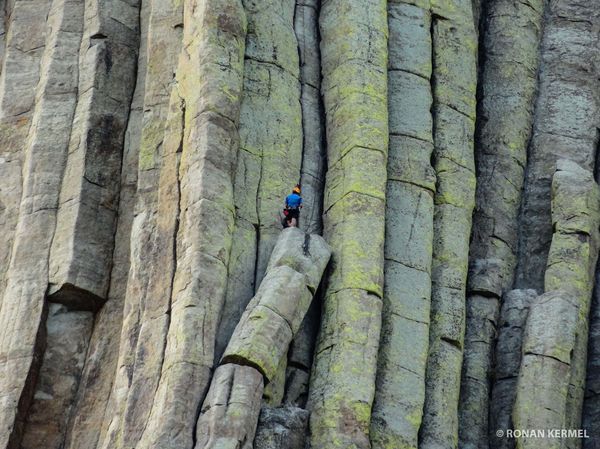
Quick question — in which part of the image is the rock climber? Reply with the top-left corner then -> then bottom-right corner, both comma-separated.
283,184 -> 303,228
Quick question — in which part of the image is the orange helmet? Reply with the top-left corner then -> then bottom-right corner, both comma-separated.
293,185 -> 301,194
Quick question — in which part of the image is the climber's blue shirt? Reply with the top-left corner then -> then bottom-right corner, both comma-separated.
286,193 -> 303,209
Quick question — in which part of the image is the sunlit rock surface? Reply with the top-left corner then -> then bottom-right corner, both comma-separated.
0,1 -> 599,448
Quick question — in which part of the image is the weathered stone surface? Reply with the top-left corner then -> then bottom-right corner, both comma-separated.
20,304 -> 93,449
489,289 -> 536,449
266,228 -> 331,293
215,219 -> 258,363
584,271 -> 600,449
459,295 -> 498,449
309,289 -> 383,449
195,364 -> 264,449
61,2 -> 149,448
263,352 -> 288,406
223,228 -> 330,382
48,0 -> 139,310
420,1 -> 477,447
2,1 -> 600,448
0,1 -> 80,446
515,0 -> 600,292
307,1 -> 388,448
97,2 -> 184,447
460,1 -> 544,440
295,0 -> 325,236
223,300 -> 299,381
254,406 -> 309,449
283,362 -> 311,407
216,0 -> 303,363
133,2 -> 249,448
371,2 -> 434,447
513,291 -> 579,449
545,160 -> 600,449
467,0 -> 543,298
202,228 -> 328,447
284,295 -> 321,408
0,0 -> 52,317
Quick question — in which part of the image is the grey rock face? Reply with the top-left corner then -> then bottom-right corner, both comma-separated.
0,2 -> 600,449
459,0 -> 544,443
195,364 -> 265,449
215,0 -> 303,367
0,1 -> 81,446
48,0 -> 139,310
307,1 -> 388,448
96,2 -> 184,448
420,0 -> 478,447
197,228 -> 329,449
545,160 -> 600,449
489,289 -> 537,449
254,406 -> 309,449
513,291 -> 580,449
222,228 -> 330,381
515,0 -> 600,292
20,304 -> 93,449
372,2 -> 434,448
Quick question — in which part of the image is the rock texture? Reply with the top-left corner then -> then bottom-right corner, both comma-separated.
489,289 -> 536,449
254,406 -> 310,449
1,1 -> 600,449
197,227 -> 330,449
195,364 -> 264,449
371,1 -> 434,448
545,160 -> 600,449
513,290 -> 580,449
420,0 -> 477,447
459,0 -> 544,445
307,1 -> 388,448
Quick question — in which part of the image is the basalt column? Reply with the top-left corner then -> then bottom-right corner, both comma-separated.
48,0 -> 139,310
25,3 -> 142,438
215,0 -> 302,363
420,0 -> 477,447
61,1 -> 150,448
513,160 -> 600,449
97,1 -> 184,448
282,0 -> 326,408
545,161 -> 600,449
0,1 -> 81,447
459,0 -> 544,446
135,2 -> 247,448
489,289 -> 537,449
512,290 -> 580,449
0,0 -> 52,303
307,1 -> 388,448
516,0 -> 600,292
371,0 -> 435,448
296,0 -> 325,236
197,227 -> 331,449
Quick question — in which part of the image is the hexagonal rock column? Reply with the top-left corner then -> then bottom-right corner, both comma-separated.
489,289 -> 537,449
512,290 -> 580,449
420,0 -> 477,447
371,1 -> 435,448
513,160 -> 600,449
48,0 -> 139,311
307,1 -> 389,448
459,0 -> 544,445
515,0 -> 600,293
196,364 -> 264,449
544,160 -> 600,448
195,228 -> 330,449
254,406 -> 310,449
